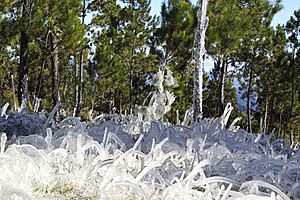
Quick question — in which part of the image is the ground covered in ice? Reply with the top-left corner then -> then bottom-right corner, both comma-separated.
0,103 -> 299,200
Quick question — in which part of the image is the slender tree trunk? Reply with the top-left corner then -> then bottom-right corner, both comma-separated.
129,67 -> 133,112
290,74 -> 294,119
62,69 -> 68,103
119,90 -> 122,114
247,63 -> 254,133
218,57 -> 227,115
35,54 -> 47,98
129,41 -> 135,112
18,0 -> 30,107
18,31 -> 29,106
74,55 -> 79,116
290,83 -> 294,144
75,51 -> 84,116
11,75 -> 17,111
50,32 -> 60,107
263,94 -> 269,133
35,30 -> 49,98
289,51 -> 296,143
193,0 -> 209,122
278,110 -> 283,138
75,0 -> 86,117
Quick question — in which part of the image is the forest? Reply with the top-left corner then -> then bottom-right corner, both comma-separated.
0,0 -> 300,143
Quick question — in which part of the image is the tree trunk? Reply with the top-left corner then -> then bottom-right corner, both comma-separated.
193,0 -> 209,122
35,30 -> 50,98
278,110 -> 283,138
129,67 -> 133,112
290,85 -> 294,144
74,51 -> 84,117
75,0 -> 86,117
119,90 -> 122,114
50,32 -> 60,107
247,63 -> 253,133
18,0 -> 30,107
129,41 -> 135,113
289,51 -> 296,143
218,57 -> 227,115
18,31 -> 29,107
35,54 -> 47,98
290,74 -> 294,119
62,68 -> 68,104
11,75 -> 17,111
74,55 -> 79,116
263,94 -> 269,133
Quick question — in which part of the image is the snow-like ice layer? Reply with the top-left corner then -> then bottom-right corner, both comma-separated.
0,105 -> 298,200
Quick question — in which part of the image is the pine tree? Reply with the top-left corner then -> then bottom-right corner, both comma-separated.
0,4 -> 19,107
38,0 -> 85,111
0,0 -> 40,108
286,9 -> 300,142
236,0 -> 281,132
91,0 -> 157,113
206,0 -> 252,115
206,0 -> 281,118
256,26 -> 287,134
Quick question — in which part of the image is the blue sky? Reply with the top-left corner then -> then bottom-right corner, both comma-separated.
150,0 -> 300,26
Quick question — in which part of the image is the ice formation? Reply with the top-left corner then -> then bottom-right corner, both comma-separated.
0,101 -> 298,200
0,70 -> 298,200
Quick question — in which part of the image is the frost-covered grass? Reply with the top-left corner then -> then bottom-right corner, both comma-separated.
0,103 -> 299,200
0,70 -> 298,199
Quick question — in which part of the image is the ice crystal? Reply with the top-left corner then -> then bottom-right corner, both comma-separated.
0,70 -> 297,200
0,104 -> 297,199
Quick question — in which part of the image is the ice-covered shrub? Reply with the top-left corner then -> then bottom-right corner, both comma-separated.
0,105 -> 48,139
0,70 -> 298,200
0,102 -> 298,199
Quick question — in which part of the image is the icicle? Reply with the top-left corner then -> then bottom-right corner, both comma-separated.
221,103 -> 233,129
18,99 -> 27,112
165,67 -> 178,87
11,74 -> 17,111
0,133 -> 7,154
183,108 -> 193,126
150,138 -> 156,152
192,0 -> 209,122
45,128 -> 52,149
77,134 -> 84,150
259,117 -> 264,133
1,103 -> 9,117
220,184 -> 232,200
176,110 -> 180,125
254,133 -> 263,143
240,181 -> 290,200
135,161 -> 162,181
270,192 -> 276,200
33,97 -> 41,112
216,185 -> 225,200
228,117 -> 242,132
132,134 -> 144,151
88,109 -> 94,121
103,127 -> 108,147
43,102 -> 61,131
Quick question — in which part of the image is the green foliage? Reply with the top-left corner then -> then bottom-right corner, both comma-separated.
91,0 -> 158,114
0,0 -> 85,112
151,0 -> 197,121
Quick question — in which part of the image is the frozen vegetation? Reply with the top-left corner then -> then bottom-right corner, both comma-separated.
0,69 -> 299,200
